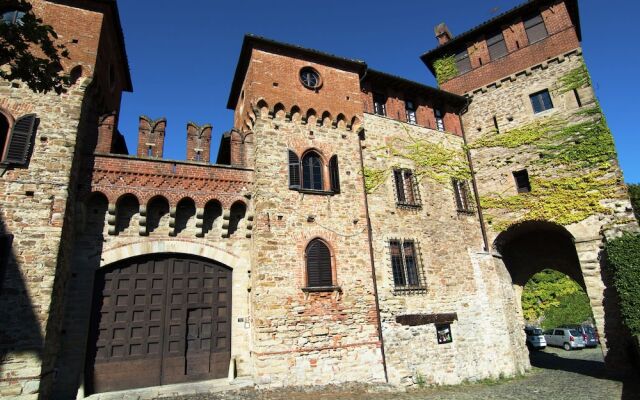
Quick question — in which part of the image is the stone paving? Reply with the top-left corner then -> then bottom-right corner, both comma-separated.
159,347 -> 639,400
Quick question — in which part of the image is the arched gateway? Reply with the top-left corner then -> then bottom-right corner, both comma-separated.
85,253 -> 232,394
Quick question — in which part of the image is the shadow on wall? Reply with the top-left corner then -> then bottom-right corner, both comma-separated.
0,216 -> 44,389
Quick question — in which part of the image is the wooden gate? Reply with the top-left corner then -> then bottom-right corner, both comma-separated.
86,254 -> 231,393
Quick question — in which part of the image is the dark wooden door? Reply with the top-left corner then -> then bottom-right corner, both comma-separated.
87,254 -> 231,393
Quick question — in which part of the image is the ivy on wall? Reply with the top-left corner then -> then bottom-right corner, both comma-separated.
433,55 -> 458,85
472,63 -> 623,231
606,233 -> 640,336
363,123 -> 470,194
627,184 -> 640,223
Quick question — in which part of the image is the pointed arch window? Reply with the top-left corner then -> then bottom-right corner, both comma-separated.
305,239 -> 333,288
302,151 -> 323,190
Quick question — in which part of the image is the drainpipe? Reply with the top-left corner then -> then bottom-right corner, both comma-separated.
357,127 -> 389,383
459,98 -> 490,252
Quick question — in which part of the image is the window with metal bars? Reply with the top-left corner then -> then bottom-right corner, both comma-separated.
389,239 -> 423,289
524,14 -> 548,44
434,108 -> 446,132
452,179 -> 473,213
305,239 -> 333,288
405,100 -> 417,125
487,31 -> 508,60
393,169 -> 420,207
373,93 -> 387,116
529,89 -> 553,113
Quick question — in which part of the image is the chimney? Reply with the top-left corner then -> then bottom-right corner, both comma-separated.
186,122 -> 212,162
435,23 -> 453,46
96,112 -> 116,153
137,116 -> 166,158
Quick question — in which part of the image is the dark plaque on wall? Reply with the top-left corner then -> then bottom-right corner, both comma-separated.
396,312 -> 458,326
436,323 -> 453,344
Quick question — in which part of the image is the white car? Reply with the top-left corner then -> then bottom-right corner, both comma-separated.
524,327 -> 547,349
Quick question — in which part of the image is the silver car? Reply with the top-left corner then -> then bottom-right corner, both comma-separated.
544,328 -> 586,351
524,327 -> 546,349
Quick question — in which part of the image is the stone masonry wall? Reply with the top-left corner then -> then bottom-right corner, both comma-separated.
362,113 -> 528,386
249,112 -> 385,387
462,49 -> 637,371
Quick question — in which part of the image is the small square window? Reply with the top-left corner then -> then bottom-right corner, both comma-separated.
405,100 -> 417,124
434,108 -> 445,131
373,93 -> 387,116
513,169 -> 531,193
530,90 -> 553,113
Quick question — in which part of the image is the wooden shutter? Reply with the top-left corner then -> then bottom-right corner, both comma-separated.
394,170 -> 406,204
288,150 -> 300,189
306,239 -> 332,287
4,114 -> 36,165
329,155 -> 340,193
389,240 -> 406,286
524,14 -> 548,44
487,32 -> 508,60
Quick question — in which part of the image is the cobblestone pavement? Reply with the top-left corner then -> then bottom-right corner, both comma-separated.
161,347 -> 640,400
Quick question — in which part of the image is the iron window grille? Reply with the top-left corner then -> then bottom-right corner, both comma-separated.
452,179 -> 474,213
530,89 -> 554,114
373,93 -> 387,116
389,239 -> 426,292
524,14 -> 548,44
455,49 -> 472,74
393,169 -> 421,208
513,169 -> 531,193
487,31 -> 508,60
434,108 -> 445,132
405,100 -> 417,125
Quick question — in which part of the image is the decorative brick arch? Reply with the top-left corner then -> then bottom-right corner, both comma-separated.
100,239 -> 246,271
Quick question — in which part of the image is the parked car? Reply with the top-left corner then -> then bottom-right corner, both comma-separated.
524,327 -> 546,349
544,328 -> 586,351
561,325 -> 599,348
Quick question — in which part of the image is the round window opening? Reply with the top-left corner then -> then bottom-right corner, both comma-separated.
300,67 -> 321,90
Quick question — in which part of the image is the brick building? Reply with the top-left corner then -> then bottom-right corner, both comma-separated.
0,0 -> 637,398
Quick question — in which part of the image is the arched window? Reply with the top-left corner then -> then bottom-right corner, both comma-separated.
0,113 -> 10,160
302,151 -> 323,190
306,239 -> 333,287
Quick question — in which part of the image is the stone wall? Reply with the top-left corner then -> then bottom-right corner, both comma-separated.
462,49 -> 637,371
248,111 -> 386,386
362,113 -> 528,386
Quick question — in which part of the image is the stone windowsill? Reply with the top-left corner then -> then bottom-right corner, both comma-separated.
301,286 -> 342,293
294,188 -> 336,196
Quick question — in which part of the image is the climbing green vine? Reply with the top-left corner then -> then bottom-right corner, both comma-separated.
481,173 -> 618,232
473,63 -> 623,231
363,123 -> 471,194
556,61 -> 591,94
433,55 -> 458,85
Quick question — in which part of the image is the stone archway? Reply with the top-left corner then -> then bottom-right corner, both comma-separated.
493,220 -> 630,373
85,253 -> 232,394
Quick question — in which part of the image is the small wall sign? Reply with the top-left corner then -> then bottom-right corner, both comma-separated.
436,323 -> 453,344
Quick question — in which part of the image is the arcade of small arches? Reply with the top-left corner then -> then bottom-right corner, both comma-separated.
243,99 -> 362,132
82,191 -> 252,239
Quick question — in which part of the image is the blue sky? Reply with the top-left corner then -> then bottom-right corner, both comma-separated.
116,0 -> 640,183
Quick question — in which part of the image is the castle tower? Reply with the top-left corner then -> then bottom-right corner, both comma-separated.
227,35 -> 386,385
422,0 -> 637,372
0,0 -> 132,397
137,116 -> 166,158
